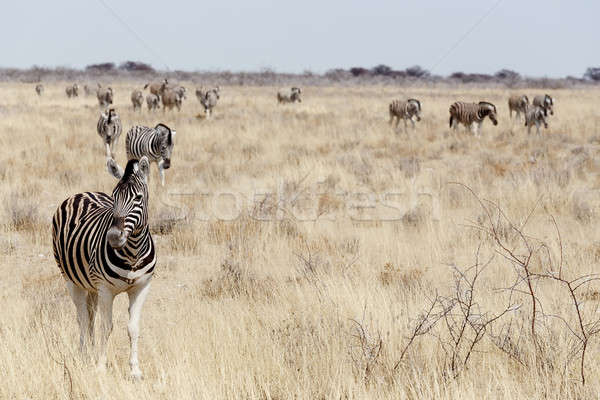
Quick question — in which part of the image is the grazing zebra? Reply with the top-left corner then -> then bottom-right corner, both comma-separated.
389,98 -> 422,132
146,94 -> 160,111
126,124 -> 176,186
161,89 -> 183,111
66,84 -> 79,98
449,101 -> 498,136
52,157 -> 155,379
131,90 -> 144,111
144,79 -> 168,97
277,87 -> 302,104
200,88 -> 220,118
508,95 -> 529,120
524,105 -> 548,135
532,94 -> 554,116
97,85 -> 114,108
35,84 -> 44,96
97,108 -> 122,158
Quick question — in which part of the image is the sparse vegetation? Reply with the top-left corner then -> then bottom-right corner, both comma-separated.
1,81 -> 600,398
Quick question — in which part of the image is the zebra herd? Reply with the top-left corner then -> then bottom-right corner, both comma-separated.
49,82 -> 556,379
390,93 -> 555,136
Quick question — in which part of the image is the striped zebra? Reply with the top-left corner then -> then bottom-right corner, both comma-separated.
532,94 -> 554,116
146,94 -> 160,111
126,124 -> 176,186
52,157 -> 155,379
66,84 -> 79,98
131,90 -> 144,111
200,88 -> 220,118
97,85 -> 114,108
277,87 -> 302,104
389,98 -> 422,132
97,108 -> 122,158
508,95 -> 529,120
35,84 -> 44,96
161,88 -> 184,112
449,101 -> 498,136
524,105 -> 548,135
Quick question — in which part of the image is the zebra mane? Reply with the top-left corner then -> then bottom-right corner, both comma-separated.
522,95 -> 529,103
479,101 -> 496,112
121,159 -> 140,182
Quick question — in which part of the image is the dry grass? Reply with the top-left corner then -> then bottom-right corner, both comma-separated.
2,82 -> 600,398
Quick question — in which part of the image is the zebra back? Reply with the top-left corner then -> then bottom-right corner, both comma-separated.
126,124 -> 175,164
97,109 -> 122,144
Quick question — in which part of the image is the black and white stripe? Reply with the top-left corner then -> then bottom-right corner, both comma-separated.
126,124 -> 176,186
97,108 -> 122,158
449,101 -> 498,136
389,98 -> 422,132
52,157 -> 155,379
524,105 -> 548,135
532,94 -> 554,116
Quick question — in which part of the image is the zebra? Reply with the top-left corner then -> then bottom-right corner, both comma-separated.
389,98 -> 422,132
97,108 -> 122,158
524,105 -> 548,135
146,94 -> 160,111
126,124 -> 176,186
449,101 -> 498,136
131,90 -> 144,111
161,88 -> 183,112
532,94 -> 554,116
66,83 -> 79,98
97,85 -> 114,108
144,79 -> 168,98
35,84 -> 44,96
200,88 -> 220,118
508,95 -> 529,120
277,87 -> 302,104
52,156 -> 154,379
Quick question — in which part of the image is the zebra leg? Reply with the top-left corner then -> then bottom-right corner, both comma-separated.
127,281 -> 152,379
105,143 -> 112,159
87,291 -> 98,346
66,281 -> 92,352
410,118 -> 416,131
96,286 -> 115,372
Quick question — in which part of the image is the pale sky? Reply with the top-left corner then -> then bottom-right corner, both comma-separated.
3,0 -> 598,77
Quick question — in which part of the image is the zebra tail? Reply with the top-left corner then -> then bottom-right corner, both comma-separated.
449,115 -> 453,128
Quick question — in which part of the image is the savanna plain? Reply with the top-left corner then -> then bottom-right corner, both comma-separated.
2,82 -> 600,399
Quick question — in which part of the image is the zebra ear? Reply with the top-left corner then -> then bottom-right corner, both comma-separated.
138,156 -> 150,181
107,158 -> 123,179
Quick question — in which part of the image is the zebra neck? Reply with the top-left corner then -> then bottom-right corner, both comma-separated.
106,227 -> 154,270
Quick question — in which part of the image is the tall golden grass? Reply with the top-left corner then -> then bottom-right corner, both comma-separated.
1,82 -> 600,399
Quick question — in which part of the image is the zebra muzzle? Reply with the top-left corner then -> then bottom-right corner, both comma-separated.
107,219 -> 128,248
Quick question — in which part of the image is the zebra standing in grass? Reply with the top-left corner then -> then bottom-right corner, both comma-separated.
161,88 -> 184,112
97,85 -> 114,108
508,95 -> 529,120
277,87 -> 302,104
66,83 -> 79,98
389,98 -> 422,132
524,105 -> 548,135
35,84 -> 44,96
146,94 -> 160,111
533,94 -> 554,116
449,101 -> 498,136
126,124 -> 176,186
131,90 -> 144,111
97,108 -> 122,158
52,157 -> 155,379
199,87 -> 220,118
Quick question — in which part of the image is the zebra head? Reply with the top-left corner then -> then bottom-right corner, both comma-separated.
521,95 -> 529,108
291,87 -> 302,102
408,99 -> 422,121
478,101 -> 498,125
107,157 -> 150,249
544,94 -> 554,115
155,123 -> 175,170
